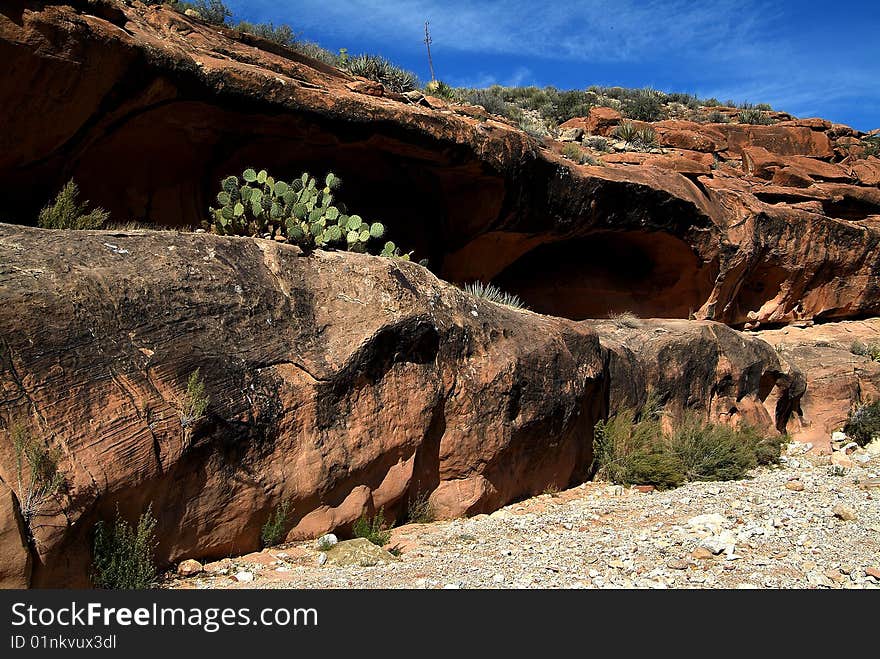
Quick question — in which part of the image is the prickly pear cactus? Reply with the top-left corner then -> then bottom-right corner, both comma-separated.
207,169 -> 409,258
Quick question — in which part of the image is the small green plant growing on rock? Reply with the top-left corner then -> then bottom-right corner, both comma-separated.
424,80 -> 455,101
406,491 -> 435,524
634,126 -> 658,149
91,505 -> 158,589
584,135 -> 609,151
463,281 -> 527,310
561,142 -> 597,165
38,180 -> 109,230
343,54 -> 419,93
208,169 -> 408,259
843,400 -> 880,447
10,422 -> 65,534
851,340 -> 880,362
180,368 -> 209,429
353,507 -> 391,546
612,120 -> 639,144
260,500 -> 292,548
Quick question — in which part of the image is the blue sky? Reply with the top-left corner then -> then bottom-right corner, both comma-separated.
225,0 -> 879,131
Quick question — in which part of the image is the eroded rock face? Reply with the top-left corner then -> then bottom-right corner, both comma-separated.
0,225 -> 799,586
756,319 -> 880,451
0,1 -> 878,327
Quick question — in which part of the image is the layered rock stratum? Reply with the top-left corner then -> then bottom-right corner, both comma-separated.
2,0 -> 878,326
0,1 -> 877,587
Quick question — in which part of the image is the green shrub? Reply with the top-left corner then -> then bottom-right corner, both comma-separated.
180,368 -> 209,428
668,416 -> 784,481
561,142 -> 596,164
170,0 -> 231,25
10,422 -> 65,533
406,491 -> 435,524
353,508 -> 391,546
738,108 -> 774,125
591,406 -> 783,489
463,281 -> 527,309
851,340 -> 880,361
584,135 -> 609,151
843,400 -> 880,447
519,114 -> 550,138
623,88 -> 664,122
236,21 -> 295,47
465,87 -> 516,118
290,40 -> 340,66
705,109 -> 730,123
553,90 -> 593,123
592,408 -> 684,489
343,54 -> 419,93
207,169 -> 409,258
91,506 -> 158,589
38,180 -> 109,230
261,500 -> 292,548
424,80 -> 455,100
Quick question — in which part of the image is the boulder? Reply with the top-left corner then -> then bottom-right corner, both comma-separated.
0,225 -> 801,586
756,319 -> 880,450
0,481 -> 31,588
718,124 -> 834,159
322,538 -> 397,567
176,559 -> 203,577
560,106 -> 623,136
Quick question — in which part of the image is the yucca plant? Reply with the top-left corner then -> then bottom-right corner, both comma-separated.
634,126 -> 658,149
612,120 -> 639,144
463,281 -> 527,310
343,54 -> 419,93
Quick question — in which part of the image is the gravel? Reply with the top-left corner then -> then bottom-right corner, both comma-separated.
164,446 -> 880,589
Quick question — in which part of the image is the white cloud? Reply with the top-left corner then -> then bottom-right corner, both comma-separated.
232,0 -> 772,62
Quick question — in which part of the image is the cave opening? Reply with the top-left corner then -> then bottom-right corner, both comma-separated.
4,91 -> 716,323
481,231 -> 716,320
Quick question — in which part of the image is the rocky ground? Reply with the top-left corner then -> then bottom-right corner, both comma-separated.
165,442 -> 880,590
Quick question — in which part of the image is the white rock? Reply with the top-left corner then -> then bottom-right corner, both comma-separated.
864,439 -> 880,457
234,571 -> 254,583
688,513 -> 728,535
317,552 -> 327,566
699,530 -> 736,555
443,583 -> 461,589
831,431 -> 848,443
315,533 -> 338,549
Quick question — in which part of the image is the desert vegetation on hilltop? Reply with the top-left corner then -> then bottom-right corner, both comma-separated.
143,0 -> 780,133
